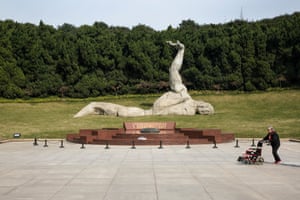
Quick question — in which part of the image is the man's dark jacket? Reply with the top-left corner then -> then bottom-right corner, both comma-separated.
263,132 -> 280,147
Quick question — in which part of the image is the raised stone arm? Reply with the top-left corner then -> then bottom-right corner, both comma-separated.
166,40 -> 186,94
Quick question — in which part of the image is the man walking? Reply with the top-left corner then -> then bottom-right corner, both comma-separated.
263,126 -> 281,164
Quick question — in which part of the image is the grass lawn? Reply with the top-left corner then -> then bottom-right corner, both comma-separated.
0,90 -> 299,139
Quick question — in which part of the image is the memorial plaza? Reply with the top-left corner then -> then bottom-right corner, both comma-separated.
0,139 -> 299,200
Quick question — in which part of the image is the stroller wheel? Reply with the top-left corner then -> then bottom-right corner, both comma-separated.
257,156 -> 264,164
244,160 -> 250,164
237,156 -> 242,162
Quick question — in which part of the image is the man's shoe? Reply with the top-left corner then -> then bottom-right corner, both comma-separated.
274,160 -> 281,164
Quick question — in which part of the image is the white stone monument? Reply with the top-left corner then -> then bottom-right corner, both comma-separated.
74,41 -> 214,117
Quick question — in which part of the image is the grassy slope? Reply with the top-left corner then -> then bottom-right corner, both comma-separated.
0,90 -> 299,139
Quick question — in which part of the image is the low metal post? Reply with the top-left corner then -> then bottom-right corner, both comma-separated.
234,139 -> 240,148
212,139 -> 218,148
43,139 -> 48,147
251,138 -> 255,147
33,137 -> 38,146
105,141 -> 110,149
186,140 -> 191,149
131,140 -> 136,149
60,140 -> 64,148
158,140 -> 163,149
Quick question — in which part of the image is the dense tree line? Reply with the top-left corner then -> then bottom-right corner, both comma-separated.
0,13 -> 299,98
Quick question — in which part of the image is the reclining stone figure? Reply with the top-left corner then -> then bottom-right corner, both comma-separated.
74,41 -> 214,117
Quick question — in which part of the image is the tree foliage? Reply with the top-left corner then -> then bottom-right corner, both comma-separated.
0,13 -> 299,98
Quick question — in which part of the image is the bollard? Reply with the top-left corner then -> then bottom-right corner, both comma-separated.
105,141 -> 110,149
80,143 -> 85,149
234,139 -> 240,148
251,138 -> 255,147
59,140 -> 64,148
43,139 -> 48,147
212,139 -> 218,148
185,140 -> 191,149
33,137 -> 38,146
131,140 -> 136,149
158,140 -> 163,149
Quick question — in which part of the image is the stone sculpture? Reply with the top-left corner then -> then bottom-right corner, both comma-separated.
166,40 -> 188,95
74,40 -> 214,117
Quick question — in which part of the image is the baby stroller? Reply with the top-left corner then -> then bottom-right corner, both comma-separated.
237,140 -> 268,165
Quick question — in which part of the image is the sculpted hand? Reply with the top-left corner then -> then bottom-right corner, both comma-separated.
166,40 -> 184,49
166,40 -> 176,46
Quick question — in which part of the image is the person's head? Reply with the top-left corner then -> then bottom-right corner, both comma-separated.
267,126 -> 275,133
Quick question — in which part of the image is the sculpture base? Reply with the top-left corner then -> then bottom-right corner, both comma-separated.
66,122 -> 234,145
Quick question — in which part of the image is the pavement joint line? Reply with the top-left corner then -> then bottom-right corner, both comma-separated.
151,147 -> 160,200
101,147 -> 130,200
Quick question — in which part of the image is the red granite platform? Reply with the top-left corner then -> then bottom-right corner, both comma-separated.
66,122 -> 235,145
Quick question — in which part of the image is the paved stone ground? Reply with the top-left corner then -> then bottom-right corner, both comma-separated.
0,140 -> 299,200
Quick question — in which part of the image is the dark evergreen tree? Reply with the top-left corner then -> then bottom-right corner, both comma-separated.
0,12 -> 299,98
